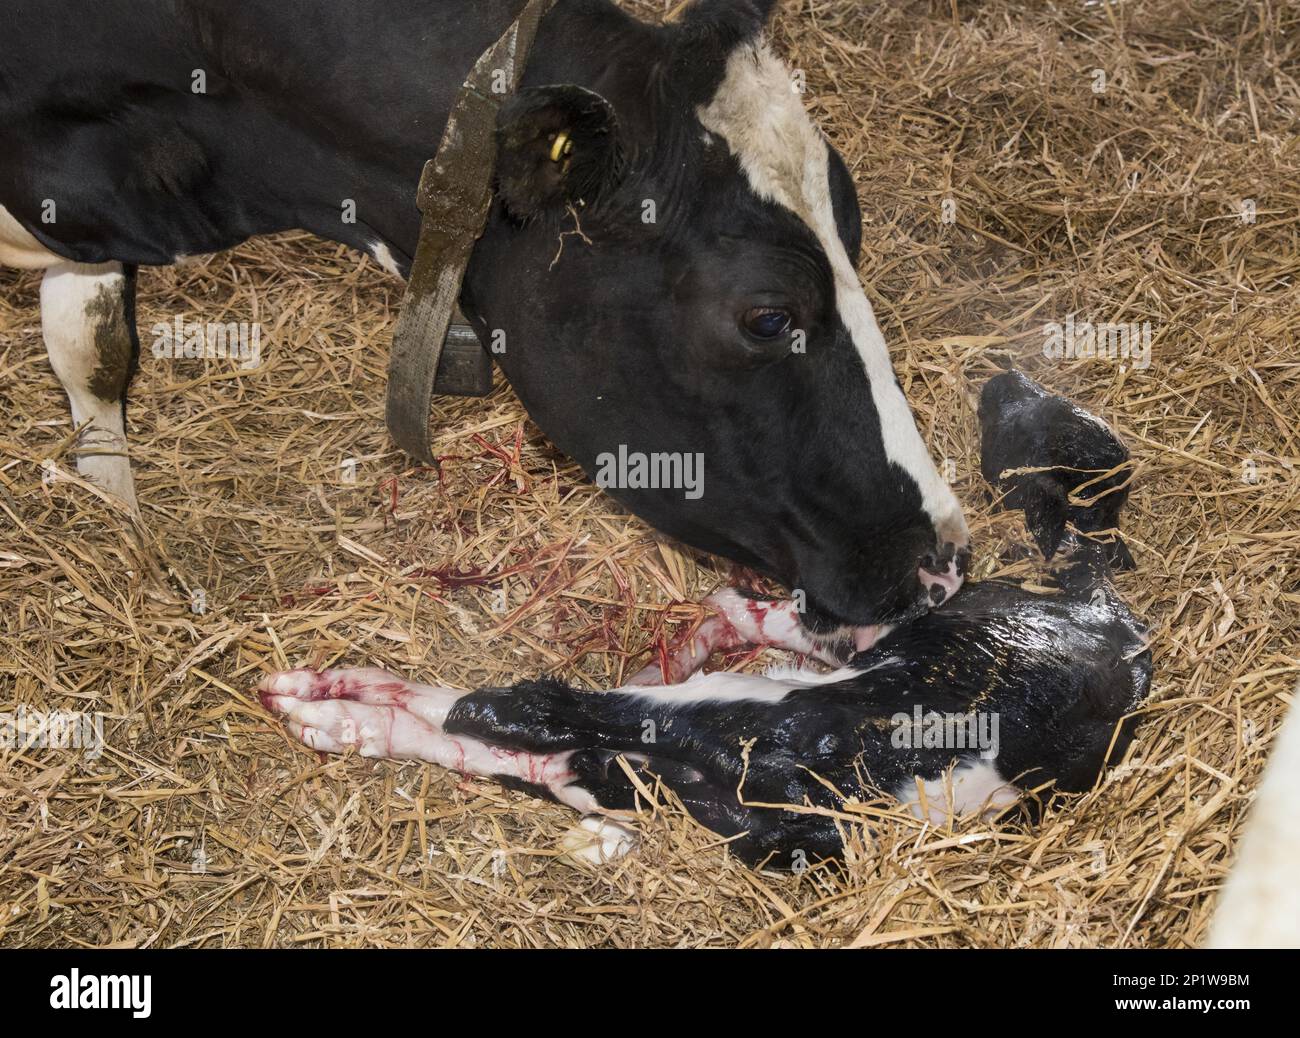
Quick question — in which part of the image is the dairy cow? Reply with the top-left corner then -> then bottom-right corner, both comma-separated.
255,373 -> 1152,870
0,0 -> 968,633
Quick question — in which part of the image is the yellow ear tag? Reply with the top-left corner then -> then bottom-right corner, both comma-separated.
549,132 -> 574,164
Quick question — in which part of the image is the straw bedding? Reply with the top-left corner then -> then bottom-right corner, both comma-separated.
1,0 -> 1296,948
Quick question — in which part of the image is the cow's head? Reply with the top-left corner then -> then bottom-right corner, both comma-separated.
463,0 -> 968,629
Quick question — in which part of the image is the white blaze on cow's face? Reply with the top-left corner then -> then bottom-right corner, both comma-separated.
697,43 -> 969,552
474,22 -> 969,624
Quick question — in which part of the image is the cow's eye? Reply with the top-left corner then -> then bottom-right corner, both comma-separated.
742,307 -> 793,340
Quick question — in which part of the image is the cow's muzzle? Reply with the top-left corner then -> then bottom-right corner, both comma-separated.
919,542 -> 970,607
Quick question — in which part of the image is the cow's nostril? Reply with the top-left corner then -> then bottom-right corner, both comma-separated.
919,551 -> 942,575
917,546 -> 966,609
921,541 -> 965,577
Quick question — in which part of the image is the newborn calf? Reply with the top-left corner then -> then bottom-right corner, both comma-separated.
259,580 -> 1150,869
979,370 -> 1134,570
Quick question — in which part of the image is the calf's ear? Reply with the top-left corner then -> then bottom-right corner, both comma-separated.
495,85 -> 624,220
1022,476 -> 1069,560
1105,536 -> 1136,571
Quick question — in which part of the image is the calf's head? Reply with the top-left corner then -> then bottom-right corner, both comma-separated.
463,0 -> 968,628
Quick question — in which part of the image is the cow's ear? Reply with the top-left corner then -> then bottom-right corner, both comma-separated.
495,85 -> 624,220
1022,476 -> 1069,560
676,0 -> 780,40
671,2 -> 780,96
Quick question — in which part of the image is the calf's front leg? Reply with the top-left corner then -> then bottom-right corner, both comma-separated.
628,588 -> 888,685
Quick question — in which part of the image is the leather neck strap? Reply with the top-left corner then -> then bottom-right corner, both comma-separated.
386,0 -> 556,463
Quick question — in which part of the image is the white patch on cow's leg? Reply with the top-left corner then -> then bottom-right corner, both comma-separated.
557,816 -> 639,867
258,668 -> 601,813
40,261 -> 138,512
697,45 -> 968,550
260,667 -> 461,726
369,241 -> 404,278
260,667 -> 470,764
894,761 -> 1020,826
0,205 -> 65,269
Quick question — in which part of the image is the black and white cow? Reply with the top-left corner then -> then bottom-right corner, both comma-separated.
0,0 -> 967,633
257,382 -> 1152,870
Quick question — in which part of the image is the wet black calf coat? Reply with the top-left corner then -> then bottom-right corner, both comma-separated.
446,580 -> 1151,867
979,370 -> 1135,570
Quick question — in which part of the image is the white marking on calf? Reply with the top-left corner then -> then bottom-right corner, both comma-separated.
697,45 -> 968,546
894,760 -> 1020,825
763,656 -> 901,686
625,668 -> 804,705
627,653 -> 905,707
40,261 -> 138,512
0,205 -> 64,269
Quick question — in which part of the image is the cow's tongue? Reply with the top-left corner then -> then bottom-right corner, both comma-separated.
805,623 -> 890,662
853,625 -> 890,652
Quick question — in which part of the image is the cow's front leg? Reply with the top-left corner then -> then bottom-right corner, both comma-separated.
628,588 -> 887,686
41,261 -> 139,512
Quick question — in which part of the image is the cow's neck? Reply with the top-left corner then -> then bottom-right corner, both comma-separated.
274,0 -> 645,272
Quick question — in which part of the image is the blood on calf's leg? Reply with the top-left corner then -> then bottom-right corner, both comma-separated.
258,668 -> 602,815
627,587 -> 882,686
259,667 -> 639,865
